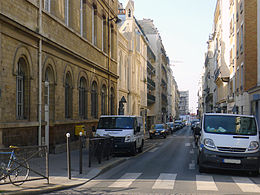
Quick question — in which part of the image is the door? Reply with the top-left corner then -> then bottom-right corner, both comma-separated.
44,81 -> 50,151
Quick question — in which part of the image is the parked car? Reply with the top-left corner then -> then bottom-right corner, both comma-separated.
149,124 -> 168,139
197,113 -> 260,175
166,122 -> 175,134
174,120 -> 183,130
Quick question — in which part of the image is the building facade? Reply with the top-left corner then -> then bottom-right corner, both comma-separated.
0,0 -> 119,151
138,19 -> 171,123
117,0 -> 148,120
179,91 -> 189,116
200,0 -> 258,120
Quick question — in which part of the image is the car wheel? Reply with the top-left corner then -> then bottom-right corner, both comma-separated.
131,142 -> 137,156
138,140 -> 144,153
163,134 -> 166,139
250,170 -> 259,177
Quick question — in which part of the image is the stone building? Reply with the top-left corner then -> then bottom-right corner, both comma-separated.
0,0 -> 119,152
138,19 -> 170,123
179,91 -> 189,116
200,0 -> 258,119
117,0 -> 148,119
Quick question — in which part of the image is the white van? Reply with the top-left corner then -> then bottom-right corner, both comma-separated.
197,113 -> 260,175
95,115 -> 144,155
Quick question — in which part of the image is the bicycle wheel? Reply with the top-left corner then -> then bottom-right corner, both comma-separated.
9,157 -> 29,186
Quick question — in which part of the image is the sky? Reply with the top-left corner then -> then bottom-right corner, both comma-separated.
119,0 -> 217,113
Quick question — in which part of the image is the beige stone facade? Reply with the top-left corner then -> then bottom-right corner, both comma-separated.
201,0 -> 258,118
0,0 -> 119,152
117,0 -> 147,119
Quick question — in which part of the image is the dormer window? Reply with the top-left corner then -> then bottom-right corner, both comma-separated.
128,9 -> 131,17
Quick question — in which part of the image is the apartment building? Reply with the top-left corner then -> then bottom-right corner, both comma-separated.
0,0 -> 119,151
138,19 -> 171,123
117,0 -> 148,119
179,91 -> 189,116
200,0 -> 258,117
248,0 -> 260,123
202,35 -> 216,113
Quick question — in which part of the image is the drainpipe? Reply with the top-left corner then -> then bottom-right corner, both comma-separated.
258,0 -> 260,85
38,0 -> 42,146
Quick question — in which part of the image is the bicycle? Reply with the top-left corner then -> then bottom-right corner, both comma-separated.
0,146 -> 29,186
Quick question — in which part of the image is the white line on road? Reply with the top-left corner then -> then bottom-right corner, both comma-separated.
149,147 -> 159,153
109,173 -> 141,188
196,175 -> 218,191
185,143 -> 191,147
152,173 -> 177,189
232,177 -> 260,193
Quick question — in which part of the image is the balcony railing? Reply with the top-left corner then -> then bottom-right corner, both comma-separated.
147,93 -> 156,104
147,77 -> 155,90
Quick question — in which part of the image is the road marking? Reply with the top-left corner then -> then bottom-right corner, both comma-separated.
149,147 -> 159,153
190,149 -> 194,154
232,177 -> 260,193
196,175 -> 218,191
189,160 -> 196,170
109,173 -> 141,188
185,143 -> 191,147
152,173 -> 177,189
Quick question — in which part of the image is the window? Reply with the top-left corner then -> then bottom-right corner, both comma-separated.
80,0 -> 83,36
45,67 -> 55,121
236,31 -> 239,57
65,73 -> 73,118
240,23 -> 243,53
236,67 -> 239,92
110,87 -> 115,115
79,77 -> 87,119
241,63 -> 244,90
16,58 -> 28,120
65,0 -> 69,26
92,6 -> 97,46
101,85 -> 107,115
128,9 -> 131,17
102,16 -> 107,52
136,29 -> 140,52
44,0 -> 51,12
91,81 -> 98,118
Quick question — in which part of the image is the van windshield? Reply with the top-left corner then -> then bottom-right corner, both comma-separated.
97,117 -> 134,129
204,115 -> 257,135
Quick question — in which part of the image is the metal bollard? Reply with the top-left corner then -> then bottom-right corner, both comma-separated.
66,133 -> 71,179
79,132 -> 83,174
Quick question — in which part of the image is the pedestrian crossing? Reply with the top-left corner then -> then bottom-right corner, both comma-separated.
87,173 -> 260,193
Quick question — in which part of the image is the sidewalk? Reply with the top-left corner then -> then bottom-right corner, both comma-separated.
0,134 -> 155,195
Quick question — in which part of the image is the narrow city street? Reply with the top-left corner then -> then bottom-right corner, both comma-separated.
45,126 -> 260,195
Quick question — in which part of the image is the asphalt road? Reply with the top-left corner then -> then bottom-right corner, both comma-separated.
46,126 -> 260,195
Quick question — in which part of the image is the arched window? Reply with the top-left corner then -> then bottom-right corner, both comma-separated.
101,85 -> 107,115
16,58 -> 29,119
65,72 -> 73,118
45,67 -> 55,121
91,81 -> 98,118
79,77 -> 87,119
110,87 -> 115,115
128,9 -> 131,17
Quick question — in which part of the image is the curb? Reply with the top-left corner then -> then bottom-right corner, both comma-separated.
0,141 -> 158,195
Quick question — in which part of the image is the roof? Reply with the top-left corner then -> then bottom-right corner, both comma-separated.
203,113 -> 255,118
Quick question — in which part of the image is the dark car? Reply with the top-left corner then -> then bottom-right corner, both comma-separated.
174,120 -> 183,130
149,124 -> 167,139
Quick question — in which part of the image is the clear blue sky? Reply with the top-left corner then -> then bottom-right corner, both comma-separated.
119,0 -> 217,113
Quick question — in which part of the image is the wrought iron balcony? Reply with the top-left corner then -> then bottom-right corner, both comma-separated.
147,93 -> 156,104
147,77 -> 155,90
